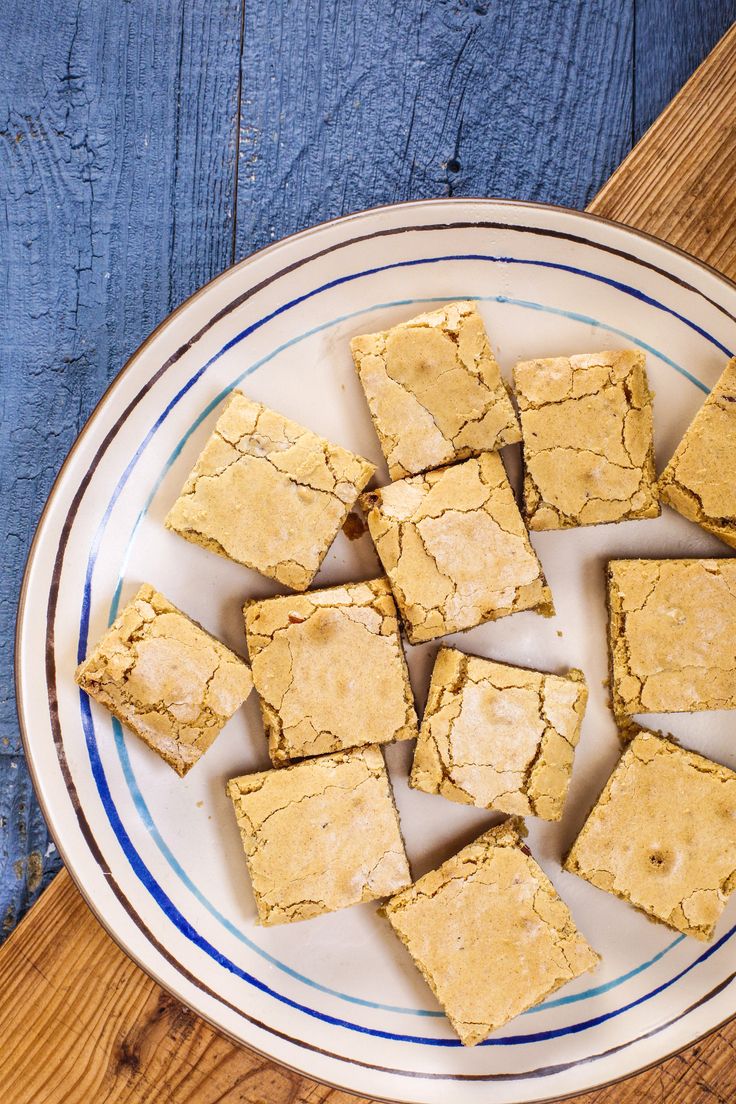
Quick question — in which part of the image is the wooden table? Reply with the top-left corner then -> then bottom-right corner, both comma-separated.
2,7 -> 736,1103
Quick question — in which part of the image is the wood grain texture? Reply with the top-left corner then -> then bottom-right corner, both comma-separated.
0,758 -> 57,937
593,21 -> 736,279
2,869 -> 736,1104
0,0 -> 242,928
235,0 -> 736,255
236,0 -> 634,254
634,0 -> 736,139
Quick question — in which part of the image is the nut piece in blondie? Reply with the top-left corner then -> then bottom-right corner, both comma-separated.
76,584 -> 253,776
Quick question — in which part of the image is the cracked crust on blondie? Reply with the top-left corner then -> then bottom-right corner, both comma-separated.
658,357 -> 736,549
227,745 -> 411,925
244,578 -> 418,766
165,391 -> 375,591
410,648 -> 587,820
564,728 -> 736,941
513,350 -> 659,529
76,584 -> 253,776
380,818 -> 599,1046
351,301 -> 521,480
607,558 -> 736,715
361,453 -> 554,644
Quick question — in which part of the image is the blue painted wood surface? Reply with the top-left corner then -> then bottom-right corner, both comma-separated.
1,0 -> 734,939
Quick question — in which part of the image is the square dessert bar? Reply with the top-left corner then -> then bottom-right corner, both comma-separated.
608,558 -> 736,714
244,578 -> 418,766
227,746 -> 411,925
350,301 -> 520,480
76,584 -> 253,777
361,453 -> 554,644
659,357 -> 736,549
513,350 -> 659,529
564,728 -> 736,940
410,648 -> 587,820
165,391 -> 375,591
381,818 -> 599,1046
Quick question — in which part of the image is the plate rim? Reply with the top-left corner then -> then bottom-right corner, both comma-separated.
14,195 -> 736,1103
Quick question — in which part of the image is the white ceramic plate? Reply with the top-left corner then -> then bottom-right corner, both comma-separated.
17,200 -> 736,1103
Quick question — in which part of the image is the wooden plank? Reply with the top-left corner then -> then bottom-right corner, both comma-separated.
0,871 -> 369,1104
634,0 -> 736,139
2,867 -> 736,1104
593,21 -> 736,278
235,0 -> 634,254
0,0 -> 242,932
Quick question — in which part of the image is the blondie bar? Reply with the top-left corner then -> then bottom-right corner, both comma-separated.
381,818 -> 599,1045
351,301 -> 520,479
565,728 -> 736,940
227,746 -> 411,924
410,648 -> 587,819
608,558 -> 736,714
244,578 -> 418,765
514,350 -> 658,529
166,391 -> 375,590
76,584 -> 253,776
659,357 -> 736,549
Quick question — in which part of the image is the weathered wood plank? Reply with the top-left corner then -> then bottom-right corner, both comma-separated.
0,873 -> 370,1104
236,0 -> 634,254
0,758 -> 57,938
634,0 -> 736,139
0,0 -> 242,933
593,22 -> 736,280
